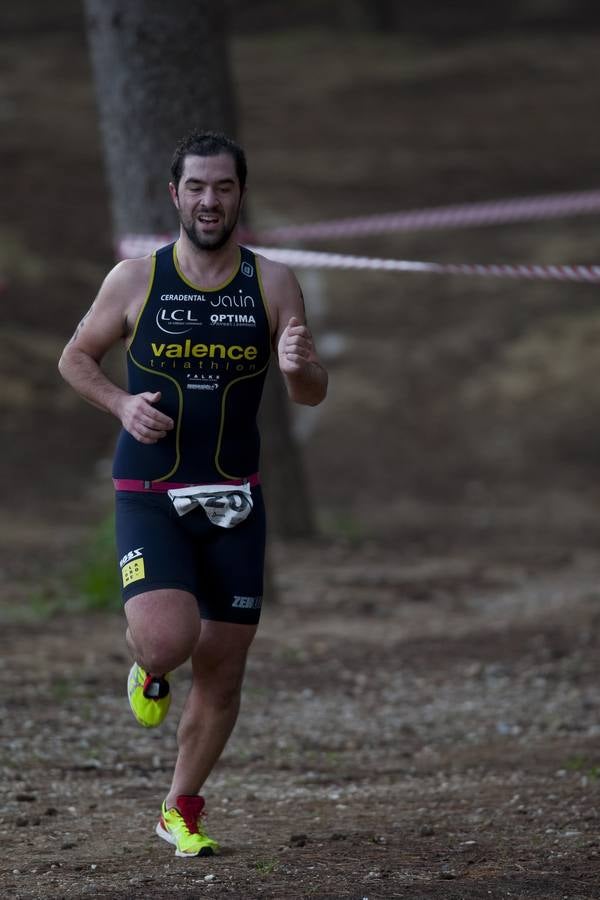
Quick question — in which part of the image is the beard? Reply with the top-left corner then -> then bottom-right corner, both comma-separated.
180,203 -> 241,252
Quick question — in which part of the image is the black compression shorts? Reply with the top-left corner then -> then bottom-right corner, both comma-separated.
114,486 -> 266,625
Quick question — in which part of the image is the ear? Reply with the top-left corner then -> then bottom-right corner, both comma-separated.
168,181 -> 179,208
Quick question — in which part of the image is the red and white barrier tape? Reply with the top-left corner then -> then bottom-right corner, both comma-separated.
246,189 -> 600,243
116,235 -> 600,284
250,247 -> 600,283
118,188 -> 600,259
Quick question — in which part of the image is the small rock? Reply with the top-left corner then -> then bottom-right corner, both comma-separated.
290,833 -> 308,847
16,817 -> 28,827
15,793 -> 36,803
330,832 -> 347,841
420,824 -> 435,837
439,865 -> 457,880
45,808 -> 58,817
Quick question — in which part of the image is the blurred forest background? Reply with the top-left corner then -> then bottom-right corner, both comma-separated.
3,0 -> 600,604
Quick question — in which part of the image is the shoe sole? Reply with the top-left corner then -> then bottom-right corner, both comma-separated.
155,821 -> 217,857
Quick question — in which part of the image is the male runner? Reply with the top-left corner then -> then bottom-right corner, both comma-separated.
58,130 -> 328,857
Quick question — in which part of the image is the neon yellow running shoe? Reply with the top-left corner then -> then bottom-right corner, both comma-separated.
127,662 -> 171,728
156,795 -> 220,857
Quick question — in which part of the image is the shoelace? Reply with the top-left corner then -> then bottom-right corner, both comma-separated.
172,796 -> 206,834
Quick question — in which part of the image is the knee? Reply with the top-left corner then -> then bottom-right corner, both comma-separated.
133,630 -> 198,675
125,591 -> 201,674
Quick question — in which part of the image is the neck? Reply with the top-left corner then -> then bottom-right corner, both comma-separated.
175,232 -> 240,289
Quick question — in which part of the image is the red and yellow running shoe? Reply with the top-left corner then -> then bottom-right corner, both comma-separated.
156,795 -> 220,857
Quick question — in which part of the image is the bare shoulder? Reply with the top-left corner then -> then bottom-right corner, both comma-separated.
93,254 -> 155,331
100,255 -> 154,302
255,252 -> 299,297
255,252 -> 303,335
64,254 -> 155,356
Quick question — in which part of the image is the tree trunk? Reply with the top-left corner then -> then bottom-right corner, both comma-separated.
83,0 -> 236,236
83,0 -> 315,540
258,367 -> 316,538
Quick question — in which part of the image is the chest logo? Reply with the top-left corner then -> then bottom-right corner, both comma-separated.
210,313 -> 256,327
156,308 -> 202,335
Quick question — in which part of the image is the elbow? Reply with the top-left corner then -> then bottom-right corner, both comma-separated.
311,373 -> 328,406
57,348 -> 68,379
58,344 -> 76,381
306,386 -> 328,407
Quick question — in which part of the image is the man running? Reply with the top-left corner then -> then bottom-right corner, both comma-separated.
58,130 -> 328,857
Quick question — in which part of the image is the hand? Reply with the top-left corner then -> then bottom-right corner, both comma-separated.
278,316 -> 315,376
119,391 -> 174,444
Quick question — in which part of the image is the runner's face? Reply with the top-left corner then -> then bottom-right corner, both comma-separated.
171,153 -> 243,251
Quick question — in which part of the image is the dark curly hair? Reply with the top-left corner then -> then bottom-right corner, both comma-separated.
170,130 -> 247,191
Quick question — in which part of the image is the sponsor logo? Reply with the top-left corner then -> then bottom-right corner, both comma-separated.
151,341 -> 257,361
232,595 -> 263,610
119,547 -> 143,568
241,262 -> 254,277
120,547 -> 145,587
156,308 -> 202,335
210,313 -> 256,327
160,293 -> 205,302
186,374 -> 220,391
210,290 -> 255,310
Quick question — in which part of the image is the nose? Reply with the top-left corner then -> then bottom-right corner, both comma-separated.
201,187 -> 219,208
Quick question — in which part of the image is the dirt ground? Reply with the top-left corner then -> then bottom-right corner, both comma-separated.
3,6 -> 600,898
2,541 -> 600,898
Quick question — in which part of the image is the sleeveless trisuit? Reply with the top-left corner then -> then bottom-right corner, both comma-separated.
113,243 -> 272,624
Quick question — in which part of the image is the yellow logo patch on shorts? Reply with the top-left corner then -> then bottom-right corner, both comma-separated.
122,557 -> 145,587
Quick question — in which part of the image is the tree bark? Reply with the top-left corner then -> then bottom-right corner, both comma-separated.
258,367 -> 316,538
83,0 -> 236,237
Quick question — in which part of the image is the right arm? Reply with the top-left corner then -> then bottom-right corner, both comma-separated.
58,257 -> 174,445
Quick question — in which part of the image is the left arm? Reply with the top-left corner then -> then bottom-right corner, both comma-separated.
258,255 -> 328,406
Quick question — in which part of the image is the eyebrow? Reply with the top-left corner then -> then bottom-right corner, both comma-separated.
184,176 -> 236,186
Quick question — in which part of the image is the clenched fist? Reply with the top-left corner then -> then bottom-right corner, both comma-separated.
277,316 -> 316,376
119,391 -> 174,444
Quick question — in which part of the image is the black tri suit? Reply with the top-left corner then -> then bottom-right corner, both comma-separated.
113,242 -> 272,624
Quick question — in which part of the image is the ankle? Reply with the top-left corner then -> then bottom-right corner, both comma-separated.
165,792 -> 200,812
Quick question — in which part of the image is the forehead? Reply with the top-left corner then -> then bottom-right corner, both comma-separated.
180,152 -> 238,184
